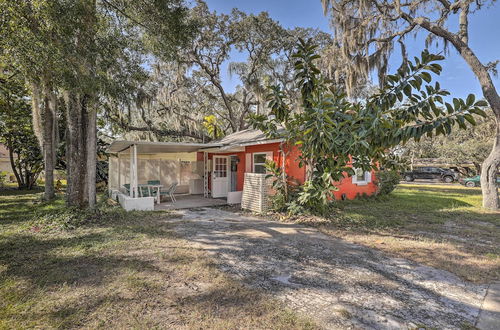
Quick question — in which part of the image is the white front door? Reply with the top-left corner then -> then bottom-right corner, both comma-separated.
212,156 -> 229,198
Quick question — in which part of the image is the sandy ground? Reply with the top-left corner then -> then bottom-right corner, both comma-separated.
172,207 -> 492,329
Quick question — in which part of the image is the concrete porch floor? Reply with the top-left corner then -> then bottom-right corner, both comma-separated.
154,194 -> 228,210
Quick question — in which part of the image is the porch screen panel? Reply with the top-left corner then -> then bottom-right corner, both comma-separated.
108,157 -> 119,190
160,159 -> 179,187
138,159 -> 160,184
119,157 -> 130,192
179,161 -> 193,185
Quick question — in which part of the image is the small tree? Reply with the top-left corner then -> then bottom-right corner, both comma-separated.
252,39 -> 486,214
0,68 -> 43,189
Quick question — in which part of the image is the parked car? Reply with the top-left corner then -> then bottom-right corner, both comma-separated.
460,175 -> 500,187
403,167 -> 458,183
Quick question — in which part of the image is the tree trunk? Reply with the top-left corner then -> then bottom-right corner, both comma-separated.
86,106 -> 97,208
64,91 -> 97,209
65,91 -> 88,208
31,80 -> 57,199
42,86 -> 57,200
449,41 -> 500,210
411,16 -> 500,209
7,140 -> 23,189
480,114 -> 500,210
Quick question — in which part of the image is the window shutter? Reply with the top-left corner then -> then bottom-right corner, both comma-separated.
245,153 -> 252,173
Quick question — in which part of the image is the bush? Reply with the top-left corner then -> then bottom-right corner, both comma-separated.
375,170 -> 400,195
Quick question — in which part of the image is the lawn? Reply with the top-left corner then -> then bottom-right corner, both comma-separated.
297,184 -> 500,283
0,189 -> 315,329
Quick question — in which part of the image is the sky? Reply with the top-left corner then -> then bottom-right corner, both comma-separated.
205,0 -> 500,100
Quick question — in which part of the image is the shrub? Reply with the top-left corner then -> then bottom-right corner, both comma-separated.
375,170 -> 400,195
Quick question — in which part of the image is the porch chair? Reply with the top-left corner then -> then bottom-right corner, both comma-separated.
160,182 -> 178,203
139,185 -> 151,197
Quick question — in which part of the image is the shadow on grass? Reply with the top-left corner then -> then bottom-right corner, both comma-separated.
0,231 -> 162,288
175,210 -> 484,328
0,188 -> 492,328
0,189 -> 182,327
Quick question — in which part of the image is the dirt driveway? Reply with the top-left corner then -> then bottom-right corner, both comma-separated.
172,207 -> 489,329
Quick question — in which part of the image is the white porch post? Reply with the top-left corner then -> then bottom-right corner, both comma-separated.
129,146 -> 133,197
203,151 -> 209,198
117,153 -> 121,191
130,144 -> 138,198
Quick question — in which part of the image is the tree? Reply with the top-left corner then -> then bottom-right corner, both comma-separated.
322,0 -> 500,209
401,113 -> 495,173
106,2 -> 332,142
252,39 -> 486,214
0,68 -> 43,189
1,0 -> 192,208
0,0 -> 63,200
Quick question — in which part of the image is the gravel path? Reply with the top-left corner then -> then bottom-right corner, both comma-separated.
173,208 -> 489,329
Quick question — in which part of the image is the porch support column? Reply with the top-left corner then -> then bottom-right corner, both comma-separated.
117,152 -> 121,191
130,144 -> 138,198
203,151 -> 208,198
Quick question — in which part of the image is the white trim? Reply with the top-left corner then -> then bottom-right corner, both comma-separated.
129,144 -> 139,197
198,146 -> 245,152
203,152 -> 209,198
236,139 -> 283,147
108,140 -> 221,154
110,138 -> 283,154
252,152 -> 272,174
212,155 -> 229,198
352,168 -> 371,186
245,153 -> 252,173
198,139 -> 283,153
228,154 -> 238,193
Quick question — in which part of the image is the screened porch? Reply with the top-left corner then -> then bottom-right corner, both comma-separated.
107,141 -> 220,211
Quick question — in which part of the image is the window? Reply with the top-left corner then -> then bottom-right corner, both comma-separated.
352,168 -> 371,185
214,157 -> 227,178
253,153 -> 268,174
355,168 -> 365,181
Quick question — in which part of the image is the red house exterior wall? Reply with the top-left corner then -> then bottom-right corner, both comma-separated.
198,141 -> 378,200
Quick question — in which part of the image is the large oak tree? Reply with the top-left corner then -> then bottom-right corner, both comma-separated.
322,0 -> 500,209
1,0 -> 191,208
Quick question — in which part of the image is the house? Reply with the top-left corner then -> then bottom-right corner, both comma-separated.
0,143 -> 14,178
107,129 -> 377,211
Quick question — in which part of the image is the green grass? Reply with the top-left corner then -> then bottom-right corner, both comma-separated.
335,184 -> 499,228
0,189 -> 316,329
307,184 -> 500,283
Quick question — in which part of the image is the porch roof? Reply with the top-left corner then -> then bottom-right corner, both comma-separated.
107,129 -> 285,154
107,140 -> 221,154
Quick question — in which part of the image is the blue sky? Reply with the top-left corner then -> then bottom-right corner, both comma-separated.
205,0 -> 499,100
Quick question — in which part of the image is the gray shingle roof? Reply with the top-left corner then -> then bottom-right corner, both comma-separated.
215,128 -> 285,146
